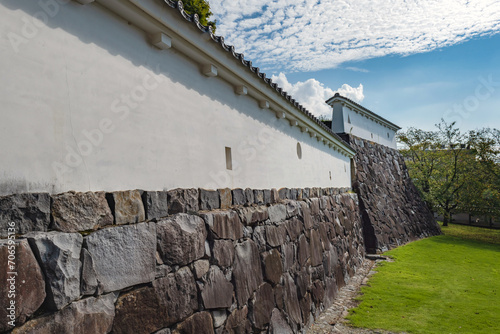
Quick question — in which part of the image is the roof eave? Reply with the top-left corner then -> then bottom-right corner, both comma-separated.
326,95 -> 401,131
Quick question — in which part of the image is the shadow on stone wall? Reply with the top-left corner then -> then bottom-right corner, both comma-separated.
345,134 -> 442,254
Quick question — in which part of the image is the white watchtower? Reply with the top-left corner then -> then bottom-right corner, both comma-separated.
326,93 -> 401,149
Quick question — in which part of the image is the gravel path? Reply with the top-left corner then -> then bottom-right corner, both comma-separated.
307,258 -> 404,334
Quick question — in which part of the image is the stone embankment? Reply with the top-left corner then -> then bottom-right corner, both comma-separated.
346,135 -> 441,253
0,186 -> 365,334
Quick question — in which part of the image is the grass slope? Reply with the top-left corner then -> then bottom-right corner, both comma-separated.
347,224 -> 500,334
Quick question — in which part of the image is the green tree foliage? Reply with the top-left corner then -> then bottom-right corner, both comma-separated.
182,0 -> 216,32
398,121 -> 500,226
462,128 -> 500,222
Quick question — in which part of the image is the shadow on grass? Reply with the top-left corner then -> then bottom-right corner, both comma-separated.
426,234 -> 500,252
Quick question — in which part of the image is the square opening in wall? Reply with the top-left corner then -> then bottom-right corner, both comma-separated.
225,147 -> 232,170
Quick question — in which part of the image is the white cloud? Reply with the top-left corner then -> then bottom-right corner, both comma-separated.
345,67 -> 370,73
336,83 -> 365,103
210,0 -> 500,72
270,73 -> 364,118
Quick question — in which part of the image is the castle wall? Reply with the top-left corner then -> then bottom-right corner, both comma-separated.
347,135 -> 441,253
0,135 -> 445,334
0,0 -> 353,196
0,2 -> 444,333
0,187 -> 364,334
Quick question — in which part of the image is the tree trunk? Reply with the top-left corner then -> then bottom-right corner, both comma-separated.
443,211 -> 451,226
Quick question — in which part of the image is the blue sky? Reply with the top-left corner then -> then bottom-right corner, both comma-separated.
210,0 -> 500,132
287,34 -> 500,132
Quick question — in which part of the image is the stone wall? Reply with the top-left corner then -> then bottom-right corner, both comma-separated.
346,135 -> 441,253
0,186 -> 364,334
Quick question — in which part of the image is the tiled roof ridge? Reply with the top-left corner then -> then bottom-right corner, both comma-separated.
327,93 -> 401,130
163,0 -> 354,150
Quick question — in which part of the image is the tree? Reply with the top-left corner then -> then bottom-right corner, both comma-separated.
428,122 -> 473,226
396,127 -> 441,196
182,0 -> 217,32
397,120 -> 500,226
460,128 -> 500,224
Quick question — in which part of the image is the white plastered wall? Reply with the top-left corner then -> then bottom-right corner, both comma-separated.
0,1 -> 352,195
331,101 -> 398,148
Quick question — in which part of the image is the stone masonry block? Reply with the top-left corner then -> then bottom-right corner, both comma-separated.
0,239 -> 46,331
218,188 -> 232,210
0,193 -> 50,237
13,293 -> 116,334
157,214 -> 206,266
200,266 -> 233,309
106,190 -> 145,225
202,211 -> 243,240
199,189 -> 220,211
244,188 -> 254,205
167,188 -> 199,214
233,240 -> 263,306
231,188 -> 246,206
84,222 -> 156,293
27,232 -> 82,310
142,191 -> 169,220
51,191 -> 113,232
253,190 -> 264,205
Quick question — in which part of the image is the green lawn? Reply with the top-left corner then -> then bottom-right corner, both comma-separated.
347,223 -> 500,334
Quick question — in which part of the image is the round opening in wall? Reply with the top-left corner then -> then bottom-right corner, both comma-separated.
296,142 -> 302,159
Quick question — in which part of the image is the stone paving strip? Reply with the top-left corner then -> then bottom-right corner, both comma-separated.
308,258 -> 403,334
